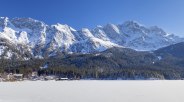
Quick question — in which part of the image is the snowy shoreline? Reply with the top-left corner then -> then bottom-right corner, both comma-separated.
0,79 -> 183,82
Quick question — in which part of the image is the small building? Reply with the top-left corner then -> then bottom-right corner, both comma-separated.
0,73 -> 17,81
32,72 -> 38,77
45,75 -> 56,80
60,78 -> 69,80
29,72 -> 39,81
0,73 -> 8,81
7,73 -> 14,81
56,77 -> 69,81
13,74 -> 23,81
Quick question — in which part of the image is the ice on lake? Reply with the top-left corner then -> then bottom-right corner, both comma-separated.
0,80 -> 184,102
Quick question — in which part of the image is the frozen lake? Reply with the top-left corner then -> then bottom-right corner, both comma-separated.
0,80 -> 184,102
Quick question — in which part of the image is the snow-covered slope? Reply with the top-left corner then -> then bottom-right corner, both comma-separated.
0,17 -> 183,59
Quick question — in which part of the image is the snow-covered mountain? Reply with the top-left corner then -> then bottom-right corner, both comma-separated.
0,17 -> 183,59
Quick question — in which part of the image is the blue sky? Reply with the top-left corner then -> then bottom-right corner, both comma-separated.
0,0 -> 184,36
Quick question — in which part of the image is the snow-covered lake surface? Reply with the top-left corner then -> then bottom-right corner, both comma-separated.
0,80 -> 184,102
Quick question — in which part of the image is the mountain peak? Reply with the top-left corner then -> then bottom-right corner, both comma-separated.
0,16 -> 8,20
104,23 -> 120,34
0,17 -> 10,27
122,20 -> 143,27
53,23 -> 69,30
11,17 -> 41,23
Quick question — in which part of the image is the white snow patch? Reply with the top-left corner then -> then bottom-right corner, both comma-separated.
23,57 -> 30,61
158,56 -> 162,60
0,46 -> 5,56
40,63 -> 48,69
35,55 -> 43,59
49,52 -> 57,57
94,53 -> 101,56
4,50 -> 13,59
18,31 -> 29,44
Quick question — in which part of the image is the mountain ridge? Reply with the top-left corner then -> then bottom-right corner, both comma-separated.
0,17 -> 183,59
